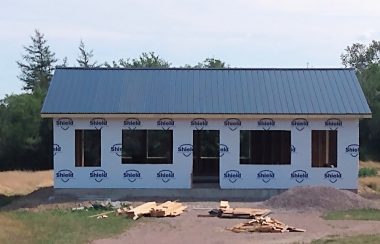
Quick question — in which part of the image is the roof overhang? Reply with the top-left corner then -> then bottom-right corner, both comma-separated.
41,113 -> 372,119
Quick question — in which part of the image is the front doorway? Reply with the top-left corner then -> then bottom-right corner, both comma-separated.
192,130 -> 220,185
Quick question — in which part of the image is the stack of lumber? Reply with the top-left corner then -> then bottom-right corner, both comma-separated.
217,201 -> 271,219
117,201 -> 187,220
150,201 -> 187,217
126,202 -> 157,220
227,216 -> 306,233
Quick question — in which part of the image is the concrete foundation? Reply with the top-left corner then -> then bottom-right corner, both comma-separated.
55,188 -> 288,201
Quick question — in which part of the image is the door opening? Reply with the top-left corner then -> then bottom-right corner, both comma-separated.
192,130 -> 220,185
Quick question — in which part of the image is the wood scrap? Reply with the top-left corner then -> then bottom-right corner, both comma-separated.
88,210 -> 115,218
117,201 -> 187,220
96,214 -> 109,219
204,201 -> 271,219
126,201 -> 157,219
227,216 -> 306,233
116,207 -> 130,216
150,201 -> 187,217
219,201 -> 230,209
220,207 -> 271,218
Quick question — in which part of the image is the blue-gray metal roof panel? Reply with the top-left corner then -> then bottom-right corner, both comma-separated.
41,68 -> 372,115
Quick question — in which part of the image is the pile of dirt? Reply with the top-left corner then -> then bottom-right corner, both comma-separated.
265,186 -> 379,211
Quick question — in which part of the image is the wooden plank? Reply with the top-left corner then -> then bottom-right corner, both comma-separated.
88,210 -> 115,218
154,201 -> 173,209
219,208 -> 271,219
281,225 -> 289,233
150,201 -> 185,217
162,202 -> 185,216
127,202 -> 157,217
219,201 -> 230,209
170,205 -> 188,216
150,202 -> 176,217
149,201 -> 174,216
226,216 -> 306,233
287,227 -> 306,232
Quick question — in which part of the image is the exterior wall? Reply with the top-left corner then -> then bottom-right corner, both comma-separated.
53,117 -> 359,189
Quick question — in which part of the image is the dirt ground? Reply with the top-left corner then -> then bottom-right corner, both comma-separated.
4,187 -> 380,244
3,169 -> 380,243
92,201 -> 380,244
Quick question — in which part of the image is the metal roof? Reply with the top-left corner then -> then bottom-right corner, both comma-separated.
41,67 -> 371,116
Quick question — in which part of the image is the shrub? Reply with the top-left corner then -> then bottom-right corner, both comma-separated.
359,167 -> 378,177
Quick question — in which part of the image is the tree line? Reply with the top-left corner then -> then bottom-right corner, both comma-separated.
0,30 -> 379,170
341,41 -> 380,160
0,30 -> 227,171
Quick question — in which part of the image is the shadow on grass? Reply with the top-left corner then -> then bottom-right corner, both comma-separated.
0,187 -> 82,211
0,195 -> 19,208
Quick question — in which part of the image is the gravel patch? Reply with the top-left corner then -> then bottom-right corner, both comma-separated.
265,186 -> 379,211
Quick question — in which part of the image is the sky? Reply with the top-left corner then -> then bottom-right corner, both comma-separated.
1,0 -> 380,99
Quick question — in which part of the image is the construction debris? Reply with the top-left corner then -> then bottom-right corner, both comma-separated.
88,210 -> 115,218
219,207 -> 271,218
220,200 -> 230,210
125,201 -> 157,219
117,201 -> 187,220
199,201 -> 306,233
227,216 -> 306,233
71,206 -> 85,211
96,215 -> 109,219
199,201 -> 271,219
92,200 -> 131,210
150,201 -> 187,217
70,200 -> 131,212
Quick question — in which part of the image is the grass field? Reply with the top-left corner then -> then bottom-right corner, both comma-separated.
315,209 -> 380,243
312,234 -> 380,244
0,170 -> 53,196
323,209 -> 380,221
0,170 -> 133,243
0,209 -> 133,244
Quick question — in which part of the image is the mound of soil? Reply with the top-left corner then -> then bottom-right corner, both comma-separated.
265,186 -> 378,211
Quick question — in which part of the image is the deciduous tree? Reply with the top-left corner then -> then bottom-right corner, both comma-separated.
341,41 -> 380,71
194,58 -> 228,68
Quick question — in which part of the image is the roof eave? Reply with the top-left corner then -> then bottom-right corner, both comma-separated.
40,113 -> 372,119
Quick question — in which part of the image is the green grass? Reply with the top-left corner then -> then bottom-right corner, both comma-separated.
0,209 -> 133,244
323,209 -> 380,221
314,209 -> 380,243
312,234 -> 380,244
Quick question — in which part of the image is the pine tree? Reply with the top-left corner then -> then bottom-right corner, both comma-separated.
17,30 -> 57,93
77,40 -> 97,67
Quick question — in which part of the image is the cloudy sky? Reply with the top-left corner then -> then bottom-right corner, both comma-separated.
1,0 -> 379,98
